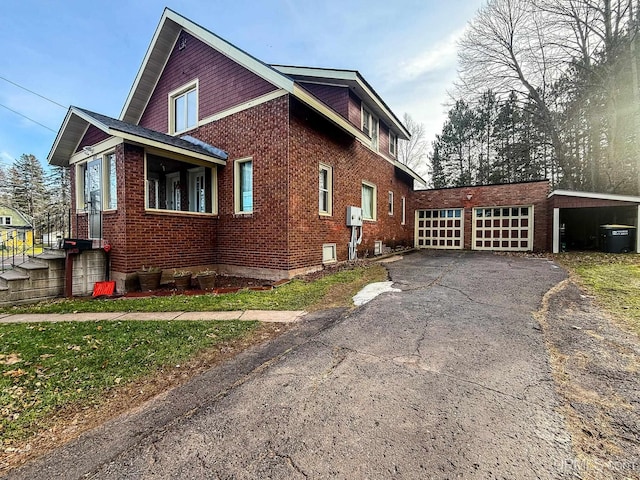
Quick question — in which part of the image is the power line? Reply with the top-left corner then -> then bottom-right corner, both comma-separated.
0,75 -> 67,109
0,103 -> 57,133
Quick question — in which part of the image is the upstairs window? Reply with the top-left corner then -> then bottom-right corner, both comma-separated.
388,191 -> 394,216
169,81 -> 198,134
389,131 -> 398,157
319,164 -> 333,216
0,217 -> 11,225
362,106 -> 378,151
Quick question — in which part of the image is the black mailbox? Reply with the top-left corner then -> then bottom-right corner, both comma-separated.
62,238 -> 93,251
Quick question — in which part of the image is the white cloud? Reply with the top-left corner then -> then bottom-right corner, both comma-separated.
391,28 -> 466,85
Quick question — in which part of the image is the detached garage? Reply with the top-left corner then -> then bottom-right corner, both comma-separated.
549,190 -> 640,253
412,180 -> 549,252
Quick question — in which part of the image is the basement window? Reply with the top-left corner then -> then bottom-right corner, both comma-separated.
322,243 -> 337,264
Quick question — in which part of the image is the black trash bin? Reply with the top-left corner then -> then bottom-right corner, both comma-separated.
599,225 -> 636,253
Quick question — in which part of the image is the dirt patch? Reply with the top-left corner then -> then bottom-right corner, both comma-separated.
0,322 -> 292,474
537,279 -> 640,479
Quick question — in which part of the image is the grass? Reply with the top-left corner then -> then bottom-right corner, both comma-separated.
0,264 -> 388,314
0,263 -> 388,449
0,320 -> 258,444
554,252 -> 640,336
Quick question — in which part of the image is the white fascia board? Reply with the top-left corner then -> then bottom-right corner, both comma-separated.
69,137 -> 124,165
549,189 -> 640,203
274,65 -> 357,82
114,130 -> 226,166
120,10 -> 174,122
47,108 -> 78,165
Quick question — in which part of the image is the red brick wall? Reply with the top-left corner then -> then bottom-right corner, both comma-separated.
139,30 -> 278,132
411,180 -> 551,251
288,98 -> 414,267
190,95 -> 290,271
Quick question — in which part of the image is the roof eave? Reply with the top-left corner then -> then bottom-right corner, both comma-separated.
549,189 -> 640,203
273,65 -> 410,140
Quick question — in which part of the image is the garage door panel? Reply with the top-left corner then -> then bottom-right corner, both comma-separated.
472,205 -> 534,251
416,209 -> 464,250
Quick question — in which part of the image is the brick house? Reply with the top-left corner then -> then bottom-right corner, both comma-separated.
48,8 -> 423,291
46,8 -> 640,294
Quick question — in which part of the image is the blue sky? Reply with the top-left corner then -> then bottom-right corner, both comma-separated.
0,0 -> 484,173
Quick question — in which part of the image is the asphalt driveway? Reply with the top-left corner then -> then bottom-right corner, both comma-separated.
7,251 -> 575,479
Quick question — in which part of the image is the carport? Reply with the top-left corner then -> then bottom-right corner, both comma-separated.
549,190 -> 640,253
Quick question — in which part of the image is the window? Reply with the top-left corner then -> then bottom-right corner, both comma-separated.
389,131 -> 398,157
401,196 -> 406,225
75,151 -> 117,212
388,191 -> 394,216
145,153 -> 216,214
362,106 -> 378,151
169,81 -> 198,134
234,158 -> 253,214
322,243 -> 337,264
1,217 -> 11,225
361,182 -> 377,221
105,153 -> 117,210
319,164 -> 332,215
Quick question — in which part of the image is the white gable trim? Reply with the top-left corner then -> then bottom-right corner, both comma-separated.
199,89 -> 288,126
549,189 -> 640,204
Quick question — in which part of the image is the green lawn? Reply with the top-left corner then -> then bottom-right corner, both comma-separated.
0,264 -> 388,448
555,252 -> 640,335
0,320 -> 257,444
1,265 -> 387,315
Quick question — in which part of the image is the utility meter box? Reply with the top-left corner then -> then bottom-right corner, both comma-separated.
346,206 -> 363,226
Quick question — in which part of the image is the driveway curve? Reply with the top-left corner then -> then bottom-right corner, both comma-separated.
7,251 -> 575,479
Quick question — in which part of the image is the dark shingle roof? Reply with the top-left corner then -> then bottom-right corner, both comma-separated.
74,107 -> 228,160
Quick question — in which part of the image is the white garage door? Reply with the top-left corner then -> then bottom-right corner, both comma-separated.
415,208 -> 464,249
472,206 -> 534,251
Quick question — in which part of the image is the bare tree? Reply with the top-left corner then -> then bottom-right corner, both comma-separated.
398,113 -> 428,173
457,0 -> 575,186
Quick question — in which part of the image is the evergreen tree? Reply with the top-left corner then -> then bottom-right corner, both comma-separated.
8,154 -> 48,218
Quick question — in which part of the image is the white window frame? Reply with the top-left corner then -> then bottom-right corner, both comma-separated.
75,151 -> 117,212
361,181 -> 377,221
319,163 -> 333,216
234,157 -> 253,214
389,131 -> 398,157
401,196 -> 406,225
188,167 -> 207,213
362,106 -> 379,151
1,217 -> 11,225
322,243 -> 337,264
168,80 -> 198,135
388,191 -> 394,216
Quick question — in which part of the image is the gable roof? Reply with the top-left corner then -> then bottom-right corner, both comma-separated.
48,107 -> 227,167
271,65 -> 411,140
119,8 -> 423,185
0,204 -> 32,227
